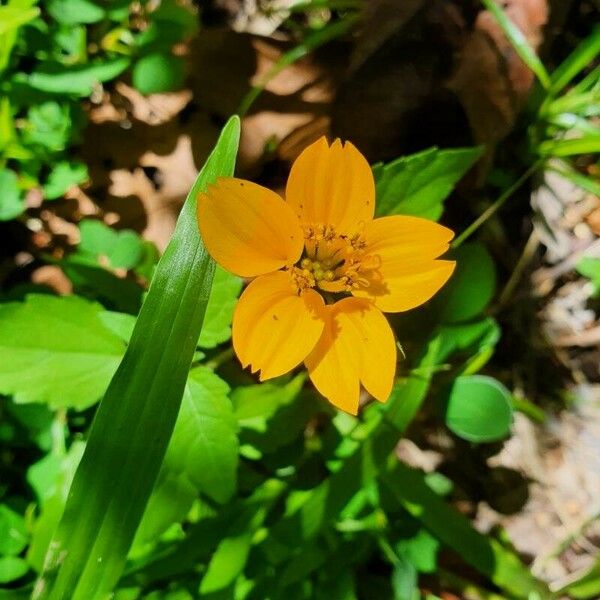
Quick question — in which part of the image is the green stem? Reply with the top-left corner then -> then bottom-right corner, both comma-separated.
452,161 -> 543,249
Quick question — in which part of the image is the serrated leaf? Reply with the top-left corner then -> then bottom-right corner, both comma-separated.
373,147 -> 482,220
170,368 -> 238,503
0,295 -> 125,409
134,368 -> 239,546
78,219 -> 144,270
395,529 -> 439,574
43,161 -> 88,200
198,266 -> 242,348
23,102 -> 72,151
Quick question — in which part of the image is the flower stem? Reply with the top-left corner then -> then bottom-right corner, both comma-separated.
452,160 -> 543,249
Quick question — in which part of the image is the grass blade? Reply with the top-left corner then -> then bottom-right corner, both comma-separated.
482,0 -> 550,89
383,463 -> 552,599
33,116 -> 241,600
549,27 -> 600,96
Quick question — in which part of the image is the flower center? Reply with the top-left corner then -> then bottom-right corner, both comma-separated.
289,224 -> 381,296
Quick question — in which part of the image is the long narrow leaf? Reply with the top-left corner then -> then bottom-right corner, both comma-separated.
549,27 -> 600,96
383,463 -> 552,600
482,0 -> 550,89
34,117 -> 241,600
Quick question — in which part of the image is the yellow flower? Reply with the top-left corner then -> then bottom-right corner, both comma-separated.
197,137 -> 455,414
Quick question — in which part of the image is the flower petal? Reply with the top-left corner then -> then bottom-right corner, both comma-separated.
305,298 -> 396,414
354,259 -> 456,313
364,215 -> 455,261
285,137 -> 375,234
198,177 -> 304,277
232,271 -> 325,381
354,215 -> 456,312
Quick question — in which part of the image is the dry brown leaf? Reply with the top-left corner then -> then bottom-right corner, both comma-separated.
447,0 -> 548,156
31,265 -> 73,295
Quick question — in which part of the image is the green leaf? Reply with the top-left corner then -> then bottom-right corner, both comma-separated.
395,529 -> 439,574
78,219 -> 144,270
233,374 -> 305,426
61,258 -> 144,313
25,58 -> 130,96
445,375 -> 513,443
98,311 -> 137,342
43,161 -> 88,200
78,219 -> 117,257
0,505 -> 28,555
538,135 -> 600,157
0,295 -> 125,410
382,464 -> 552,599
198,267 -> 242,348
0,556 -> 29,584
549,27 -> 600,95
0,6 -> 39,35
34,117 -> 240,600
548,162 -> 600,197
46,0 -> 105,24
437,317 -> 500,365
430,241 -> 496,323
576,257 -> 600,296
27,442 -> 86,572
132,53 -> 186,95
481,0 -> 550,89
373,147 -> 482,220
391,557 -> 417,600
199,533 -> 252,595
0,168 -> 24,220
27,454 -> 64,504
437,317 -> 501,375
6,402 -> 55,451
170,368 -> 238,503
265,338 -> 441,553
134,368 -> 238,546
23,102 -> 72,152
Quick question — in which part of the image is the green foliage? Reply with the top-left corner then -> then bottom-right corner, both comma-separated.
0,505 -> 28,556
42,161 -> 88,200
372,147 -> 482,221
0,295 -> 125,409
0,63 -> 554,598
0,0 -> 197,221
431,241 -> 497,323
0,168 -> 24,220
198,267 -> 243,348
576,257 -> 600,296
132,52 -> 186,95
0,556 -> 29,584
77,219 -> 145,270
32,116 -> 241,600
45,0 -> 105,25
444,375 -> 513,442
